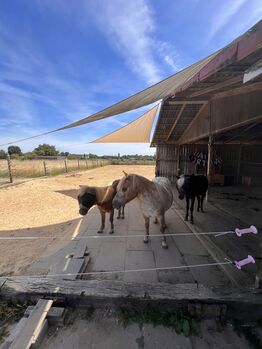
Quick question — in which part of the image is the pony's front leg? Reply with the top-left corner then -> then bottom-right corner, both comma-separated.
143,216 -> 150,243
190,196 -> 195,224
185,197 -> 189,221
117,208 -> 121,219
159,215 -> 168,249
98,211 -> 105,234
109,210 -> 114,234
121,205 -> 125,219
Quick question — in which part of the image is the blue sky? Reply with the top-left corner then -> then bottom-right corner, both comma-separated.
0,0 -> 261,155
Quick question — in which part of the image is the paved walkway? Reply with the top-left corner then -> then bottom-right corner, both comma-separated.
28,192 -> 258,289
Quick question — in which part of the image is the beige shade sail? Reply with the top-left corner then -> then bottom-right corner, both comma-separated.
91,104 -> 159,143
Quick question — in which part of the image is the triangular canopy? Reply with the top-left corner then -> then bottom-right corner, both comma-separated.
91,104 -> 159,143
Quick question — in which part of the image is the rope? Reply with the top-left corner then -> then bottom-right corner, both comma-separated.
1,260 -> 233,280
0,231 -> 234,241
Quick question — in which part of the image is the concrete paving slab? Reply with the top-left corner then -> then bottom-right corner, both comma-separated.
124,250 -> 158,283
172,235 -> 210,257
182,254 -> 231,287
93,242 -> 126,272
127,234 -> 153,251
143,323 -> 193,349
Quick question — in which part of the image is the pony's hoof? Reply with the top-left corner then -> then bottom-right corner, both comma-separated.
143,236 -> 149,244
97,230 -> 103,234
161,241 -> 168,249
116,216 -> 120,219
153,219 -> 158,224
109,230 -> 114,234
121,216 -> 125,219
185,217 -> 188,221
190,220 -> 194,224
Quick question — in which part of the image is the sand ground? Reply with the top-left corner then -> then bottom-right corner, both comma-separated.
0,165 -> 155,276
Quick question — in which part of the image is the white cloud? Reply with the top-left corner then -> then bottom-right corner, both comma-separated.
83,0 -> 180,84
207,0 -> 247,42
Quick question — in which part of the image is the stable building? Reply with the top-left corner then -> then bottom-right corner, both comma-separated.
152,22 -> 262,186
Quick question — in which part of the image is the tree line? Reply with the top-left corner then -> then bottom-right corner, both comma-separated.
0,144 -> 156,161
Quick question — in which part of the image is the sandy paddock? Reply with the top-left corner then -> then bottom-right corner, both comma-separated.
0,165 -> 155,275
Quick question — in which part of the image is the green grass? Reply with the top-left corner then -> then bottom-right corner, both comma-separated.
0,301 -> 28,344
118,307 -> 200,337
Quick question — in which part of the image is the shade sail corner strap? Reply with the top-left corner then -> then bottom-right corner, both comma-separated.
91,103 -> 160,143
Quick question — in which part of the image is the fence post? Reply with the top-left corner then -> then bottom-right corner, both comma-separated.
84,155 -> 88,168
7,154 -> 13,183
43,161 -> 47,176
64,160 -> 68,173
78,159 -> 80,169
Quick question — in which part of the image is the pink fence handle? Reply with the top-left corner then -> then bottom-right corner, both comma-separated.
234,255 -> 255,269
235,225 -> 257,237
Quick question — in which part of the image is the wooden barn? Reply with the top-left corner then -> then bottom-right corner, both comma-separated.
152,22 -> 262,186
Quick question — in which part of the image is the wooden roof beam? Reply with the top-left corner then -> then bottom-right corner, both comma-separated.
189,75 -> 243,98
166,100 -> 207,105
166,104 -> 186,141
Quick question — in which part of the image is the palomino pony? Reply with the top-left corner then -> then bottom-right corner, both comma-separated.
176,174 -> 208,223
112,172 -> 173,249
78,179 -> 125,234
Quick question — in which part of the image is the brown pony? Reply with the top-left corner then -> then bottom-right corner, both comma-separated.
112,172 -> 173,248
78,179 -> 125,234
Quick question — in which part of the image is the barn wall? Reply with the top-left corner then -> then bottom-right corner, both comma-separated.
155,145 -> 178,182
179,89 -> 262,144
156,144 -> 262,186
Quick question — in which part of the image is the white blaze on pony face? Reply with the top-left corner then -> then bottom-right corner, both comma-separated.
176,176 -> 186,200
112,173 -> 137,209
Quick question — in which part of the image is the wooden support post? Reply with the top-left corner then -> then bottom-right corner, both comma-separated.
64,160 -> 68,173
77,159 -> 80,169
43,161 -> 47,176
255,242 -> 262,289
84,155 -> 88,168
7,154 -> 13,183
236,145 -> 242,184
206,135 -> 213,201
176,145 -> 180,176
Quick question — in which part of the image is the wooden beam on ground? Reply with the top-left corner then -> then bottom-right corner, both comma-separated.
10,299 -> 53,349
189,75 -> 243,98
166,104 -> 186,141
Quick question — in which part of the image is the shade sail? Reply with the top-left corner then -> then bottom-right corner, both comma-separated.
56,52 -> 216,131
91,104 -> 159,143
2,19 -> 259,147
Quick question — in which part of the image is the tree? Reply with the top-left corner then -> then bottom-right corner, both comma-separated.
0,150 -> 7,159
8,145 -> 22,156
34,144 -> 60,156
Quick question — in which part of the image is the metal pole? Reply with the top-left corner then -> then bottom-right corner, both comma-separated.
7,153 -> 13,183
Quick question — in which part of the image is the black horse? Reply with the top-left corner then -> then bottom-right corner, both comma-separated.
176,174 -> 208,223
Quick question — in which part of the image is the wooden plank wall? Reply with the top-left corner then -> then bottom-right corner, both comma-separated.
156,145 -> 178,182
156,144 -> 262,185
